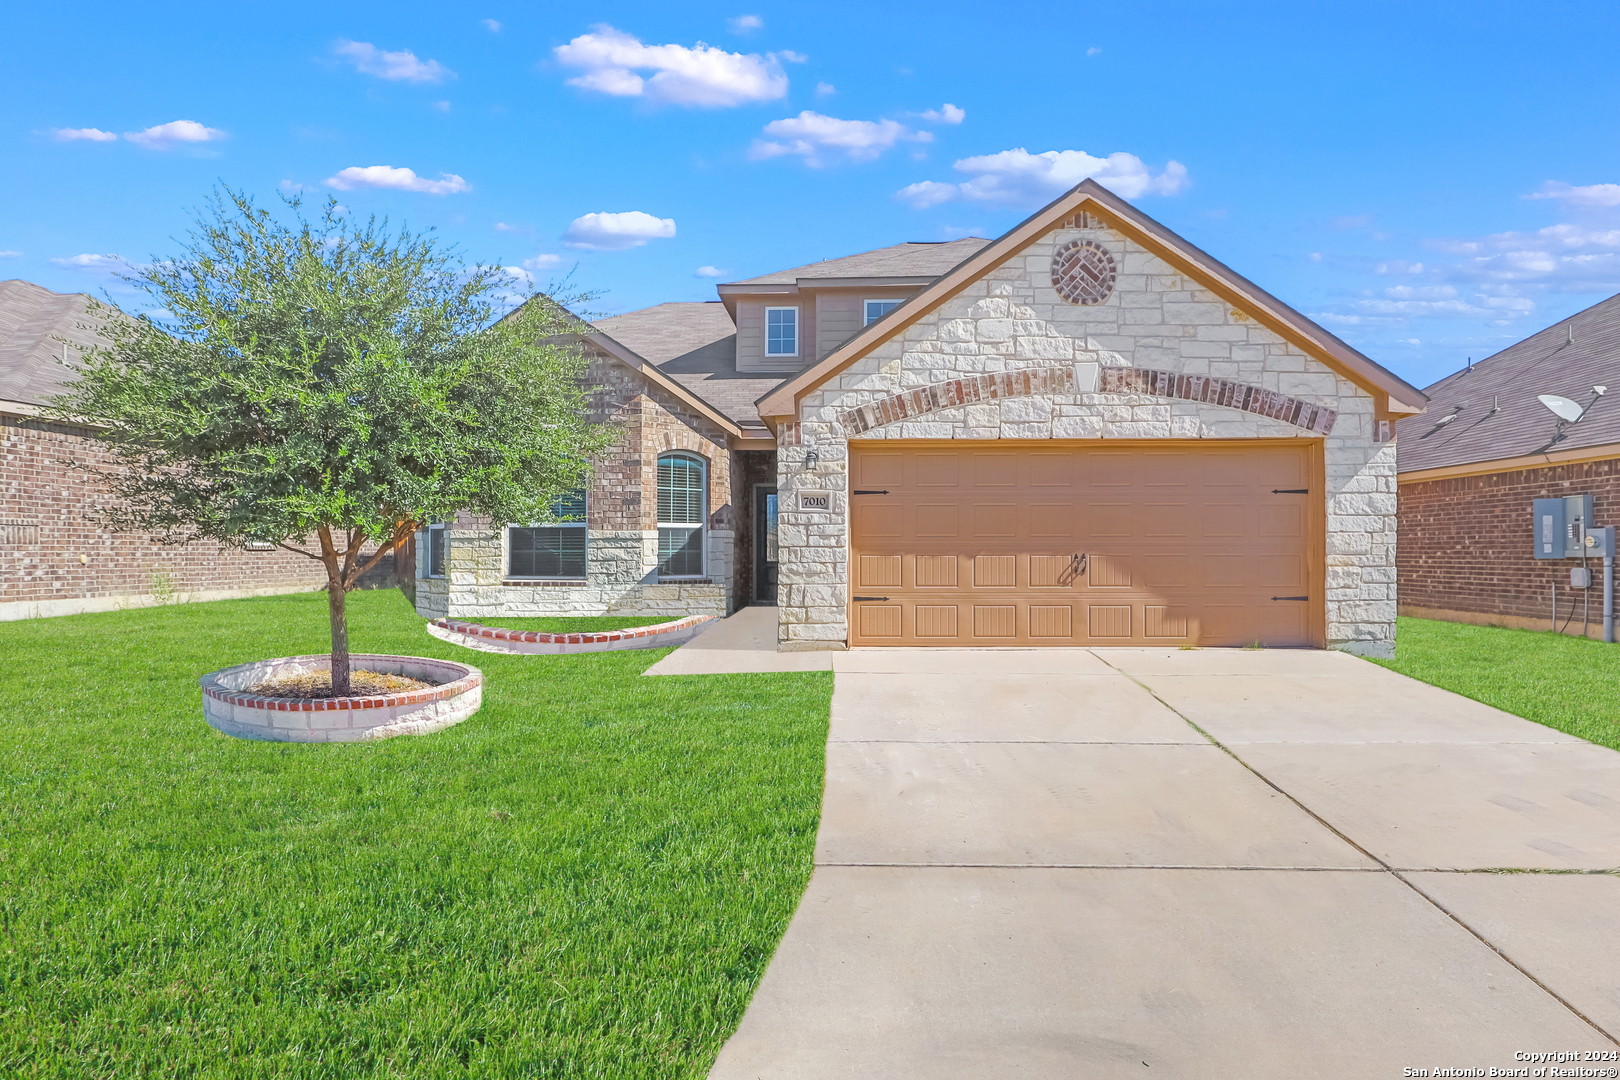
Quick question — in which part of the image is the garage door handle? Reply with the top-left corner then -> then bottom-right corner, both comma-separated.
1271,488 -> 1309,494
1270,595 -> 1309,601
852,489 -> 890,495
852,595 -> 890,602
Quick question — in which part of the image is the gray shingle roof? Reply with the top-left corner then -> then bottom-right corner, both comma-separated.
593,302 -> 781,431
0,280 -> 109,407
727,237 -> 992,286
1397,291 -> 1620,473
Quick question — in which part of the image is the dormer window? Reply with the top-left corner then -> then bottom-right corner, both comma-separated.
766,307 -> 798,357
864,299 -> 900,325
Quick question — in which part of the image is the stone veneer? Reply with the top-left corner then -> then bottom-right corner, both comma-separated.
775,221 -> 1397,657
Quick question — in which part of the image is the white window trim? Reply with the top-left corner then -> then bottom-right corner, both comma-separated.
863,298 -> 901,326
657,453 -> 708,580
422,523 -> 447,579
764,305 -> 799,358
505,512 -> 588,581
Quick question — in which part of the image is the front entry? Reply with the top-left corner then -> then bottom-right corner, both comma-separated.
755,485 -> 779,603
847,440 -> 1322,647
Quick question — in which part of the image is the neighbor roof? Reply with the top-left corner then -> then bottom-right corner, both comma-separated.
0,280 -> 108,407
593,302 -> 781,432
757,179 -> 1428,424
1397,291 -> 1620,476
725,237 -> 992,286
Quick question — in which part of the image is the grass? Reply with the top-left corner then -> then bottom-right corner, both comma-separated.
0,589 -> 832,1078
456,615 -> 677,633
1372,616 -> 1620,750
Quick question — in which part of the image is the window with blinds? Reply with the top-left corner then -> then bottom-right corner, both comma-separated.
508,490 -> 587,579
657,453 -> 706,578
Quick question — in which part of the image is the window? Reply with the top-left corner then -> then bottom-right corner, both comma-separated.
508,491 -> 587,579
657,453 -> 706,578
765,306 -> 798,357
424,523 -> 446,578
864,299 -> 900,326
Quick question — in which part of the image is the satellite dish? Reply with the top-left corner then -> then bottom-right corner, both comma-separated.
1538,394 -> 1585,423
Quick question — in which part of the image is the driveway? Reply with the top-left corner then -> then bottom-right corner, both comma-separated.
652,613 -> 1620,1077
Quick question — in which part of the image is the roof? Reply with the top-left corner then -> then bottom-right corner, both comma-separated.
757,179 -> 1429,424
0,280 -> 108,407
593,302 -> 781,432
725,237 -> 992,286
1397,291 -> 1620,476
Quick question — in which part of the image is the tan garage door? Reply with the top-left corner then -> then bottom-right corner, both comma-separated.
848,441 -> 1321,647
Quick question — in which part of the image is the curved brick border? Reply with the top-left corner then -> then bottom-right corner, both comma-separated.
835,363 -> 1336,437
200,654 -> 483,743
428,613 -> 716,655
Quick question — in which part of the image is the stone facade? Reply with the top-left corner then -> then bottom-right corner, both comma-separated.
776,221 -> 1398,656
412,351 -> 741,623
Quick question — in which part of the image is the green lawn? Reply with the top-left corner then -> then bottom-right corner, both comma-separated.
0,590 -> 832,1079
1373,616 -> 1620,750
452,615 -> 677,633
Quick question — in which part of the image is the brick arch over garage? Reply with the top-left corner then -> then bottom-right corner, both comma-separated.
830,364 -> 1338,438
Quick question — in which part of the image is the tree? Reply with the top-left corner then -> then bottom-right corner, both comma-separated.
54,189 -> 613,694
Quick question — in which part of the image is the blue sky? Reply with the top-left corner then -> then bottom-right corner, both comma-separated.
4,0 -> 1618,390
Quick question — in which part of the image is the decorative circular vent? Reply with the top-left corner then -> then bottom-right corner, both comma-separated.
1050,240 -> 1116,306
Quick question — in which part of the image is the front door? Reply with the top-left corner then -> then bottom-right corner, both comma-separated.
755,486 -> 779,603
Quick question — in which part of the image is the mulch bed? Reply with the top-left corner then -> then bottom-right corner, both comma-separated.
244,670 -> 437,700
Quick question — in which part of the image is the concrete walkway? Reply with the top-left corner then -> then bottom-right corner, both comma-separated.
670,612 -> 1620,1077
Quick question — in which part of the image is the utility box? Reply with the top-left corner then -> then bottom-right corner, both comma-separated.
1572,567 -> 1593,589
1533,495 -> 1595,558
1587,526 -> 1617,559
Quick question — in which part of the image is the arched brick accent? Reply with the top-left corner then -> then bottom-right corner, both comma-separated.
836,364 -> 1337,436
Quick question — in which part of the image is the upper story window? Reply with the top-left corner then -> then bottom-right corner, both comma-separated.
657,453 -> 706,578
508,490 -> 587,579
864,299 -> 900,325
765,307 -> 798,358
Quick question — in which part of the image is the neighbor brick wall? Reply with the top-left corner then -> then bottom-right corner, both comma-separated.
1399,458 -> 1620,630
1,412 -> 332,613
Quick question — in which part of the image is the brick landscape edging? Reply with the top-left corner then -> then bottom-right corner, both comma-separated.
199,654 -> 483,743
428,613 -> 716,654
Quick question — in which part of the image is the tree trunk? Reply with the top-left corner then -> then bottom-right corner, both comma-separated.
328,579 -> 351,697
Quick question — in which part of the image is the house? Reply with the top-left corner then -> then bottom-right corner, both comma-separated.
1396,291 -> 1620,636
423,180 -> 1424,657
0,280 -> 339,620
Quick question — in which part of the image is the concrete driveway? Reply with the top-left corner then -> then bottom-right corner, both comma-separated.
652,614 -> 1620,1077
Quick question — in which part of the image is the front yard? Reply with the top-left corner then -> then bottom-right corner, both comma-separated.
1374,616 -> 1620,750
0,590 -> 832,1078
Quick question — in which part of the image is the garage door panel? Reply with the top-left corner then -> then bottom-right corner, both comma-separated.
848,442 -> 1319,647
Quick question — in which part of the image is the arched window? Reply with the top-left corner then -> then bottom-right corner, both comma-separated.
657,453 -> 706,578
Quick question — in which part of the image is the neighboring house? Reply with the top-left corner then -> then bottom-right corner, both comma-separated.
0,280 -> 343,620
1396,292 -> 1620,635
424,180 -> 1425,657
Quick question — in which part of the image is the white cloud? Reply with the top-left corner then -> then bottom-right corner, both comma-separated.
919,103 -> 965,124
52,127 -> 117,142
1526,181 -> 1620,209
553,25 -> 789,107
278,180 -> 311,194
325,165 -> 469,195
815,81 -> 835,96
563,210 -> 676,250
728,14 -> 763,33
124,120 -> 226,149
1425,223 -> 1620,294
1086,46 -> 1102,57
0,250 -> 22,258
49,253 -> 137,277
778,50 -> 808,63
695,265 -> 725,277
898,148 -> 1188,209
432,100 -> 451,113
482,18 -> 502,32
494,222 -> 520,232
333,40 -> 454,83
751,111 -> 930,166
522,254 -> 564,270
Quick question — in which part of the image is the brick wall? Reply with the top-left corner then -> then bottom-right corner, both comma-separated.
1398,458 -> 1620,633
1,412 -> 334,618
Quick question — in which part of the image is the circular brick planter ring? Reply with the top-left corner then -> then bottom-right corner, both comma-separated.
1051,239 -> 1116,306
200,654 -> 483,743
428,613 -> 716,655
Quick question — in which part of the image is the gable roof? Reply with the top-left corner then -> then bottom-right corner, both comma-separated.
0,280 -> 109,408
593,302 -> 781,433
724,237 -> 991,287
1396,291 -> 1620,477
755,180 -> 1427,424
